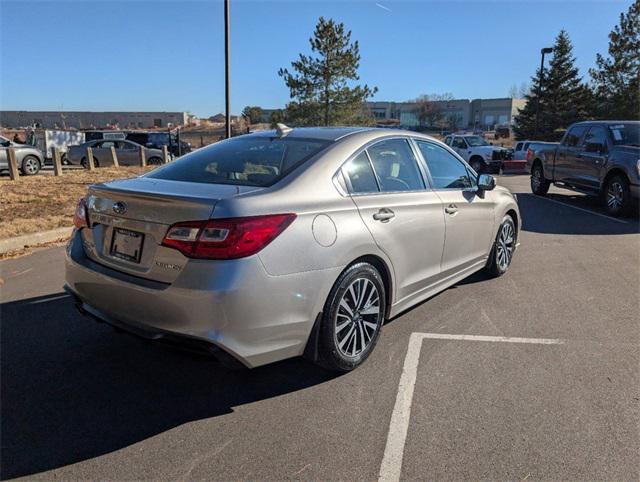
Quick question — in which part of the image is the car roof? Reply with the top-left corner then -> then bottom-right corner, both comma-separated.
572,120 -> 640,126
248,126 -> 377,142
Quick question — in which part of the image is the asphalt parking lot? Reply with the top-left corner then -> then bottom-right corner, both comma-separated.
1,174 -> 638,480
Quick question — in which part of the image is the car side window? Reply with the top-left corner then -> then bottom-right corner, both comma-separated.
515,142 -> 523,151
444,136 -> 452,146
563,126 -> 588,147
452,137 -> 467,149
100,141 -> 115,149
416,141 -> 473,190
366,139 -> 425,192
343,151 -> 379,194
583,126 -> 607,153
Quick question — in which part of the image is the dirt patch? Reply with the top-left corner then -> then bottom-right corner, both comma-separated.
0,167 -> 155,239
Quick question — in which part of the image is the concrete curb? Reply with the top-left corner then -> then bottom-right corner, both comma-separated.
0,227 -> 72,255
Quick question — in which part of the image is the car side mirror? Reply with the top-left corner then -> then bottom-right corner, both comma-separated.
478,174 -> 496,191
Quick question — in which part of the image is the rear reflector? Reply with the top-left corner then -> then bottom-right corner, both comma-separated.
162,214 -> 296,259
73,198 -> 89,229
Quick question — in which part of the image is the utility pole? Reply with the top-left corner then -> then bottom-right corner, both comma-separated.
534,47 -> 553,138
224,0 -> 231,139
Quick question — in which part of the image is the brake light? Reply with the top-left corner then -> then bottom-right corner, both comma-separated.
162,214 -> 296,259
73,198 -> 89,229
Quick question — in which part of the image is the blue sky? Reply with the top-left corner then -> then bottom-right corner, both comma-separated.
0,0 -> 632,117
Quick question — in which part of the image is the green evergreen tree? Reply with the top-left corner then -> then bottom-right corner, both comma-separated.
514,30 -> 591,140
513,67 -> 546,140
589,0 -> 640,119
278,17 -> 377,126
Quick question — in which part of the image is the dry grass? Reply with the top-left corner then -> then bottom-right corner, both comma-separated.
0,166 -> 155,239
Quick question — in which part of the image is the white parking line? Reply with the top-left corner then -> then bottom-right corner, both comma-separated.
535,195 -> 631,224
378,332 -> 564,482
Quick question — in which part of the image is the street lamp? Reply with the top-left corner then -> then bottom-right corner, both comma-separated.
224,0 -> 231,139
534,47 -> 553,138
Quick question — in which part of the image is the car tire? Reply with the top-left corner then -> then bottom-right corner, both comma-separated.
485,214 -> 516,278
317,262 -> 386,372
470,158 -> 484,174
21,155 -> 41,176
530,163 -> 550,195
81,156 -> 99,169
603,174 -> 630,217
147,156 -> 162,165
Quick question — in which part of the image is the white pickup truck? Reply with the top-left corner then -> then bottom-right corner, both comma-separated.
443,134 -> 510,173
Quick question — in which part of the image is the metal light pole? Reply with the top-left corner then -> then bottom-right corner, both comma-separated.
224,0 -> 231,139
534,47 -> 553,138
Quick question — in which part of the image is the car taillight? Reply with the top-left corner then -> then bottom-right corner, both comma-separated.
526,148 -> 533,162
162,214 -> 296,260
73,198 -> 89,229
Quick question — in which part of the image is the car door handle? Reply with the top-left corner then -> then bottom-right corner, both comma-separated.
445,204 -> 458,215
373,208 -> 395,222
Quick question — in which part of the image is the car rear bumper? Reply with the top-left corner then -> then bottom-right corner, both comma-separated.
64,229 -> 341,368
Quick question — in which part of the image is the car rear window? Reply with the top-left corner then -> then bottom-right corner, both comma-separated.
147,136 -> 331,186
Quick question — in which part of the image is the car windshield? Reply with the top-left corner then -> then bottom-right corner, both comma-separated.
464,136 -> 489,147
608,124 -> 640,147
147,136 -> 331,187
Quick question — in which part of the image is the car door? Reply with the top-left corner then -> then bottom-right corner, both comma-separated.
343,138 -> 446,302
92,141 -> 112,164
579,125 -> 608,191
118,141 -> 139,165
555,125 -> 588,184
414,140 -> 494,275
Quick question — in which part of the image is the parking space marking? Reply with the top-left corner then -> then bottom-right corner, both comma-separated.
534,195 -> 630,224
378,332 -> 565,482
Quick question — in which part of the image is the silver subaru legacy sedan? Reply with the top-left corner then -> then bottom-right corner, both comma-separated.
65,126 -> 520,371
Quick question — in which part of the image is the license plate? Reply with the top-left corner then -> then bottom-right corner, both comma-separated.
110,228 -> 144,263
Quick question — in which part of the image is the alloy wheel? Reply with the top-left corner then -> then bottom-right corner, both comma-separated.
496,221 -> 515,271
531,167 -> 542,191
606,181 -> 624,212
24,158 -> 39,174
334,278 -> 381,358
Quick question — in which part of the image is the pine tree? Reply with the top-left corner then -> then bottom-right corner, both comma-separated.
542,30 -> 591,139
513,67 -> 546,140
514,30 -> 590,140
589,0 -> 640,119
278,17 -> 377,126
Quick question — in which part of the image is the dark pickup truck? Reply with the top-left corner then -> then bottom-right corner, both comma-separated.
527,121 -> 640,216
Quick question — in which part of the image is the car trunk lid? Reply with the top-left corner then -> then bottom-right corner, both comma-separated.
83,176 -> 261,283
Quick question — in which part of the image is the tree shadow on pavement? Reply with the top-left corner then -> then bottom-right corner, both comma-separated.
0,293 -> 336,480
516,193 -> 639,235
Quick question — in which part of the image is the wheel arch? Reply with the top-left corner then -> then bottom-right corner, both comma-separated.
469,154 -> 484,164
345,254 -> 394,319
602,167 -> 629,193
505,208 -> 519,238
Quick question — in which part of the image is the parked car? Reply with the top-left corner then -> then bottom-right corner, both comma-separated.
527,121 -> 640,216
65,126 -> 520,371
0,135 -> 45,175
67,139 -> 164,168
443,134 -> 510,173
514,141 -> 533,161
126,131 -> 191,157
